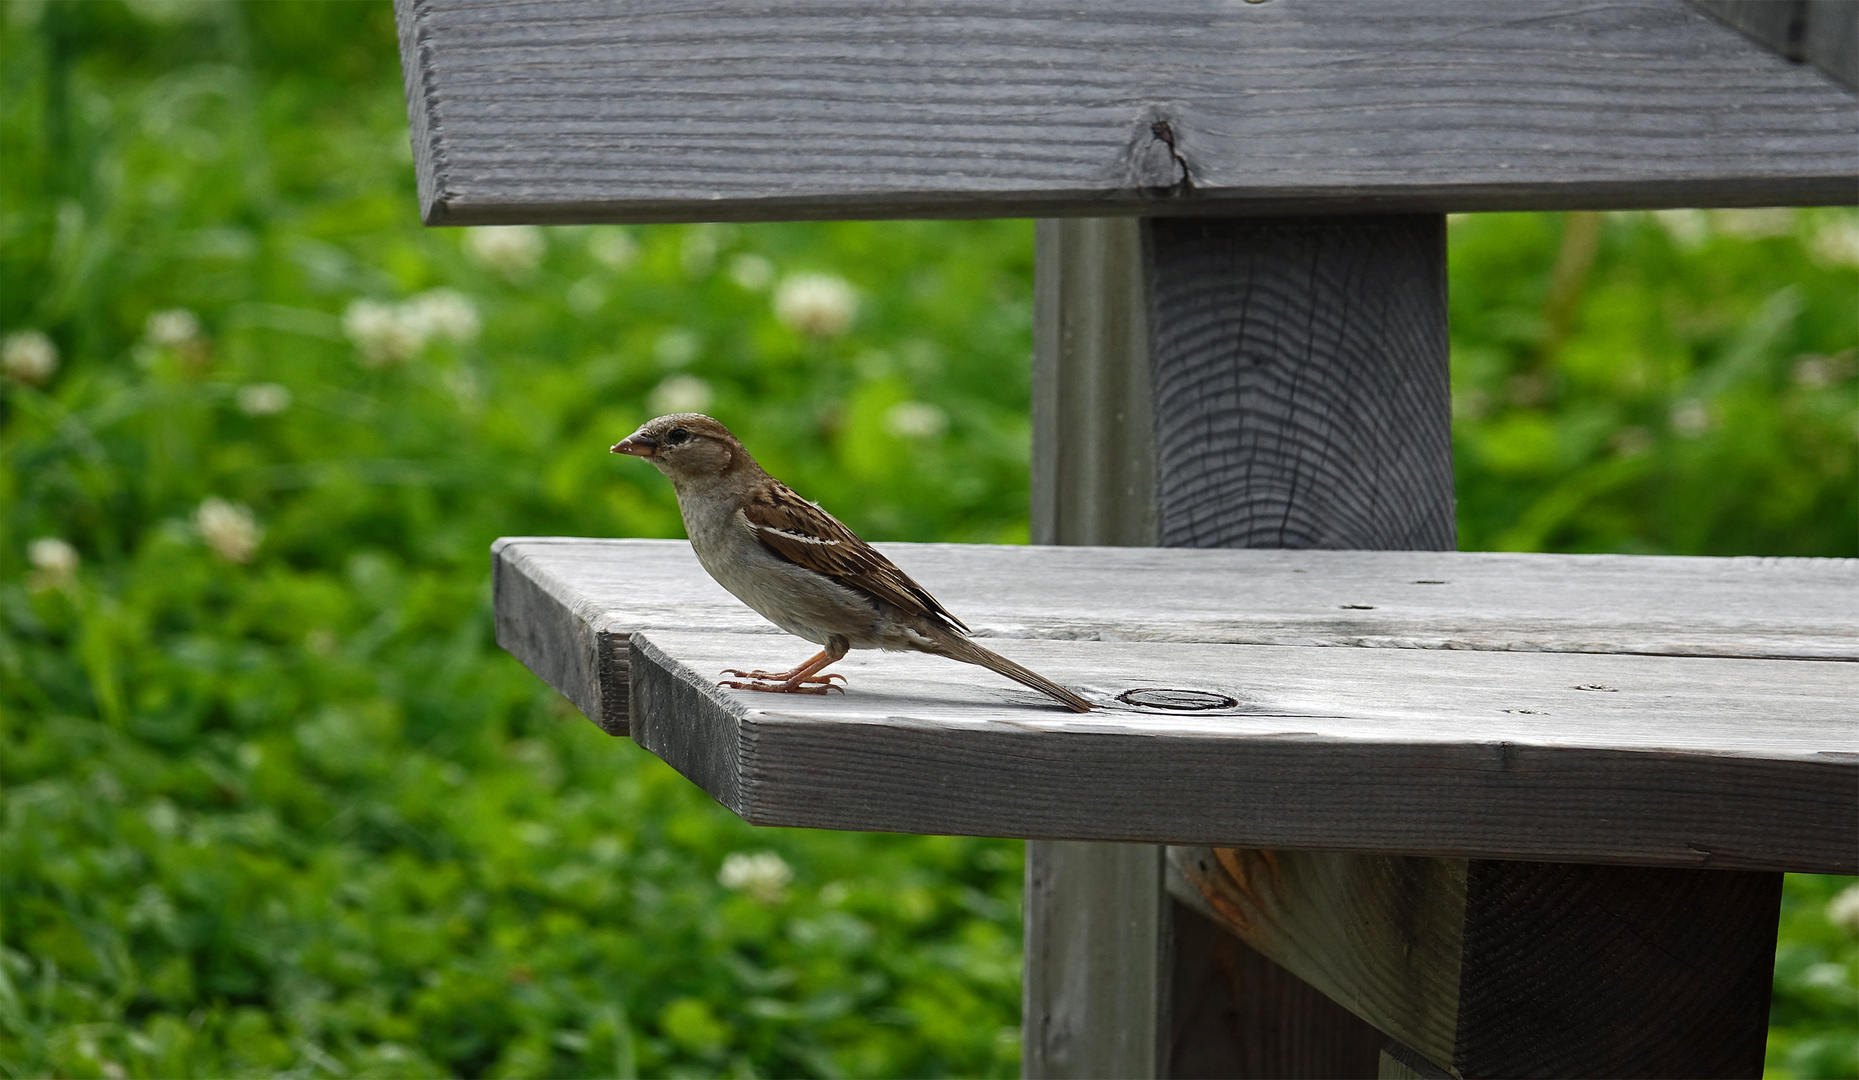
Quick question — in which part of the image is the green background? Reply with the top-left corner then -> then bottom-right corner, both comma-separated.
3,2 -> 1855,1077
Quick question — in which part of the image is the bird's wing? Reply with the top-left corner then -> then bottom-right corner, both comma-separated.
741,482 -> 970,633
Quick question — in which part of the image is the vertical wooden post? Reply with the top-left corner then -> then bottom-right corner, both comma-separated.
1025,218 -> 1168,1080
1027,216 -> 1782,1078
1027,214 -> 1452,1079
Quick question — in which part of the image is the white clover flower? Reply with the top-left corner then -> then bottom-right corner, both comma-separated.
1609,426 -> 1652,458
567,277 -> 605,314
402,289 -> 481,344
728,253 -> 774,291
195,498 -> 261,563
123,0 -> 212,23
774,273 -> 857,338
465,225 -> 545,277
718,850 -> 792,903
145,308 -> 202,348
27,537 -> 80,591
1809,219 -> 1859,269
1829,883 -> 1859,938
342,299 -> 422,367
649,374 -> 714,415
1711,207 -> 1795,239
587,228 -> 638,271
680,225 -> 722,276
1669,399 -> 1710,438
884,400 -> 949,439
1652,209 -> 1708,250
654,329 -> 700,369
236,383 -> 292,416
2,330 -> 58,385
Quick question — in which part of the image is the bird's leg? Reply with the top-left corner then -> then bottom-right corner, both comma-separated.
719,646 -> 848,695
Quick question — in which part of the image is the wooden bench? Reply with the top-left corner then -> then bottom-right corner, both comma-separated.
397,2 -> 1859,1075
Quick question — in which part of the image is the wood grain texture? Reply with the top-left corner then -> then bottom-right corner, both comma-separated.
1452,862 -> 1781,1078
1380,1041 -> 1455,1080
1168,900 -> 1386,1079
493,539 -> 1859,663
628,630 -> 1859,873
1148,217 -> 1453,549
1692,0 -> 1859,90
1022,842 -> 1168,1079
1170,849 -> 1782,1077
1169,848 -> 1465,1069
491,537 -> 628,734
1032,218 -> 1156,547
1026,215 -> 1162,1080
393,0 -> 1859,226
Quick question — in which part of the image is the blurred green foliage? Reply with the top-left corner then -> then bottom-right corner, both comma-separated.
2,2 -> 1854,1078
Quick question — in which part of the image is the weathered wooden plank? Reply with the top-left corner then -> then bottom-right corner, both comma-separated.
1168,901 -> 1386,1079
1026,216 -> 1159,1080
627,629 -> 1859,873
1022,842 -> 1169,1080
1031,219 -> 1155,547
1692,0 -> 1859,91
394,0 -> 1859,226
1167,849 -> 1465,1070
490,537 -> 629,733
1147,217 -> 1454,549
1454,861 -> 1779,1077
492,539 -> 1859,667
1179,848 -> 1781,1077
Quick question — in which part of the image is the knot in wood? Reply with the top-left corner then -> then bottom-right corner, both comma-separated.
1117,687 -> 1238,712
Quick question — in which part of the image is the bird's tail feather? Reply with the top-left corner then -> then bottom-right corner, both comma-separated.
935,635 -> 1094,712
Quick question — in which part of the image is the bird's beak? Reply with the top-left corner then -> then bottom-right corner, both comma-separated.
611,434 -> 658,457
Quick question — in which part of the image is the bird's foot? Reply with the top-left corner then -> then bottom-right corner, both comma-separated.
718,678 -> 847,696
720,668 -> 845,685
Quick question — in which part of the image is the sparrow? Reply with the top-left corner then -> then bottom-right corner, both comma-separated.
611,414 -> 1093,712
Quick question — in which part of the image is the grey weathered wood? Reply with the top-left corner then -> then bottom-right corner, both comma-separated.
1378,1042 -> 1453,1080
1169,902 -> 1386,1079
1168,849 -> 1465,1070
1173,849 -> 1783,1076
1692,0 -> 1859,91
492,539 -> 1859,669
1147,216 -> 1453,548
1032,219 -> 1155,548
1029,211 -> 1456,1076
628,628 -> 1859,874
1456,861 -> 1778,1077
491,537 -> 629,733
1023,842 -> 1169,1080
1027,216 -> 1161,1079
393,0 -> 1859,226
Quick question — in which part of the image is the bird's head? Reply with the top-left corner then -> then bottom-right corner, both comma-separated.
611,414 -> 749,484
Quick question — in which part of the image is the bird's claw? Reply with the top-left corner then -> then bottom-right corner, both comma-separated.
719,668 -> 845,685
718,679 -> 846,696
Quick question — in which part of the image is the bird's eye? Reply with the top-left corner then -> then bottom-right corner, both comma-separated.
665,428 -> 689,445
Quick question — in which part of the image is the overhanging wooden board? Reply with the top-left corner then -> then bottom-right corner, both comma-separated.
396,0 -> 1858,225
629,630 -> 1857,873
494,538 -> 1859,673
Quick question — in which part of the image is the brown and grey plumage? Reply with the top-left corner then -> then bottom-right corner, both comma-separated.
611,413 -> 1093,712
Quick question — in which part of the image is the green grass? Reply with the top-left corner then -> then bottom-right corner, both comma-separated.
3,2 -> 1855,1077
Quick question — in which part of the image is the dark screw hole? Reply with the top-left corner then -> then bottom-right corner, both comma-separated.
1117,688 -> 1239,712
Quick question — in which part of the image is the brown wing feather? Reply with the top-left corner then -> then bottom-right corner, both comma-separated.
743,482 -> 970,633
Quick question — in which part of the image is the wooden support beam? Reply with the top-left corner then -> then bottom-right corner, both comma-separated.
1171,848 -> 1784,1077
393,0 -> 1858,226
1692,0 -> 1859,91
1028,212 -> 1458,1078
